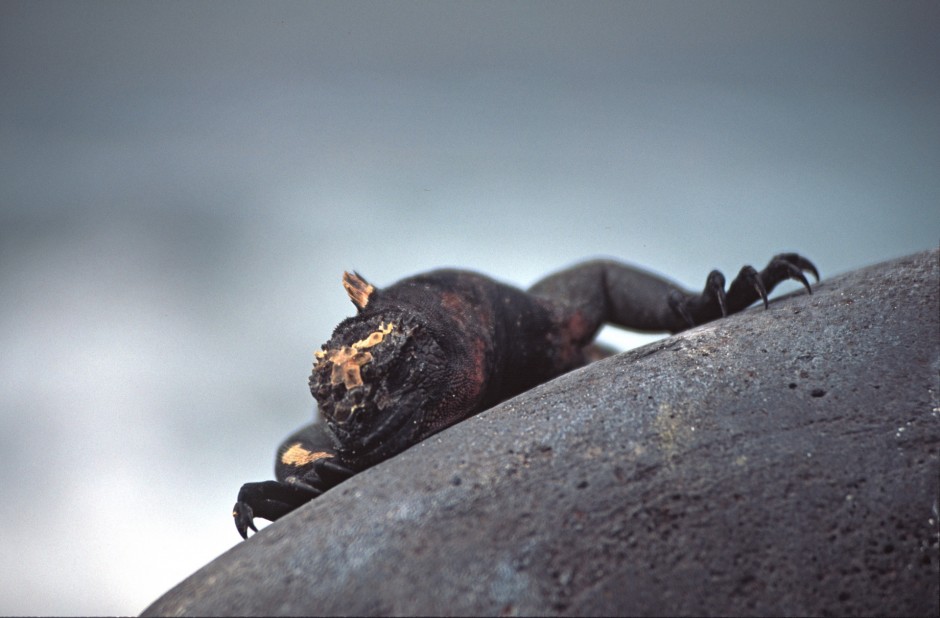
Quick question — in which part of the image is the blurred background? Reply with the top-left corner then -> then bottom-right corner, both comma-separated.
1,1 -> 937,614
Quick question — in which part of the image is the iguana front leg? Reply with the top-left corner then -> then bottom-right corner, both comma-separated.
529,253 -> 818,337
233,422 -> 354,538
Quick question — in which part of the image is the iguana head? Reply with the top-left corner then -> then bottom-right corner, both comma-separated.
310,308 -> 451,469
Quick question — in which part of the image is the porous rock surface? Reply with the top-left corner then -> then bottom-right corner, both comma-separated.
144,249 -> 939,617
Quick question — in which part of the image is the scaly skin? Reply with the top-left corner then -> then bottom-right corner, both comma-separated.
233,253 -> 818,538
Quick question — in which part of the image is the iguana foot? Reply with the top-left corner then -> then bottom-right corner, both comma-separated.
669,253 -> 819,328
233,458 -> 356,538
233,480 -> 320,539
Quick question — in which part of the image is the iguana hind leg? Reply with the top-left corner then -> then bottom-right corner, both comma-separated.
530,253 -> 818,337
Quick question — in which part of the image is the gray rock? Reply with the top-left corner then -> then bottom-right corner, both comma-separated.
143,249 -> 940,617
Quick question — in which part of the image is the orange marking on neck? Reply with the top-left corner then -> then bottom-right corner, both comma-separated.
280,443 -> 333,467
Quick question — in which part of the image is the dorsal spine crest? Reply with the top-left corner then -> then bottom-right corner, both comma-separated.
343,271 -> 375,310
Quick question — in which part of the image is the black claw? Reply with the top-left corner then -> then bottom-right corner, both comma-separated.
755,282 -> 769,309
786,263 -> 813,295
770,255 -> 816,295
775,253 -> 820,283
807,264 -> 820,283
233,501 -> 257,540
706,270 -> 728,317
739,265 -> 769,309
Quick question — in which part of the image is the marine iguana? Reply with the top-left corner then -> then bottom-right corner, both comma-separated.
233,253 -> 818,538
